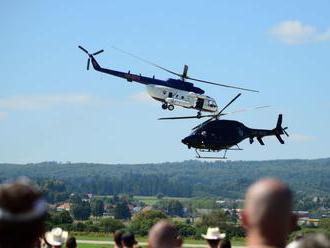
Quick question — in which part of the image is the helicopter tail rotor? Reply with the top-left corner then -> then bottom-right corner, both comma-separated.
78,46 -> 104,70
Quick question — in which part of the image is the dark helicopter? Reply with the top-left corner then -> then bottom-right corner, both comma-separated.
162,94 -> 289,159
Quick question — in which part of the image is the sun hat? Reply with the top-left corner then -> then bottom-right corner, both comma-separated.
45,227 -> 68,246
201,227 -> 226,240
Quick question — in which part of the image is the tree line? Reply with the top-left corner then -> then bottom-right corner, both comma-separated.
1,158 -> 330,201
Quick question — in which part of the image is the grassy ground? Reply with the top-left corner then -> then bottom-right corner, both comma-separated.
75,232 -> 245,246
78,244 -> 112,248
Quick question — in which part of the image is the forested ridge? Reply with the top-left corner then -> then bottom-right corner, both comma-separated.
0,158 -> 329,198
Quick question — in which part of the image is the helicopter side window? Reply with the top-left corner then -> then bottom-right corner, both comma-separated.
201,131 -> 207,136
163,90 -> 166,95
168,92 -> 173,98
181,96 -> 184,99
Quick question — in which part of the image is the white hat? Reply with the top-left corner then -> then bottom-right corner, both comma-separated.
201,227 -> 226,240
45,227 -> 68,246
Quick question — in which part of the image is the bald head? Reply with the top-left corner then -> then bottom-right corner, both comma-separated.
148,220 -> 182,248
242,178 -> 296,247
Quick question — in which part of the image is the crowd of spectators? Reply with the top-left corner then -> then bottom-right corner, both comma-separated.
0,177 -> 329,248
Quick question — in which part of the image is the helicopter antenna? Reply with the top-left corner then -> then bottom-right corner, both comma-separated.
112,46 -> 259,92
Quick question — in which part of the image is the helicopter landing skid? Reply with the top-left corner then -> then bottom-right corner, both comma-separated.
195,145 -> 243,159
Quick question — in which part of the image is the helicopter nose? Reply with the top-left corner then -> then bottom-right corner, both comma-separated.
182,135 -> 195,148
181,137 -> 189,145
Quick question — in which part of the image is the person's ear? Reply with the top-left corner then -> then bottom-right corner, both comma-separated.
240,210 -> 249,230
176,236 -> 183,247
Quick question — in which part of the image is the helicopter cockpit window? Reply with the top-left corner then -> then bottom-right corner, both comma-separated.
208,100 -> 217,108
201,131 -> 207,136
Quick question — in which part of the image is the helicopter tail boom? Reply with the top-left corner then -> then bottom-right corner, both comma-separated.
249,114 -> 288,145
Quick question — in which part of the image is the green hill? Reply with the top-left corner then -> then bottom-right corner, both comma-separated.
0,158 -> 329,199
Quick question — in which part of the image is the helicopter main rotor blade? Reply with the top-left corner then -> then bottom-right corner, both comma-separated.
159,115 -> 213,120
113,46 -> 260,93
160,104 -> 269,122
186,76 -> 259,93
112,46 -> 182,78
159,116 -> 201,120
217,93 -> 241,116
159,112 -> 227,121
224,105 -> 271,115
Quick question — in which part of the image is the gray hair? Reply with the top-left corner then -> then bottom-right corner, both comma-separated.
297,233 -> 330,248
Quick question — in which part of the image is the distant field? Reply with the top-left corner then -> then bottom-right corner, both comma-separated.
134,195 -> 190,205
94,195 -> 191,205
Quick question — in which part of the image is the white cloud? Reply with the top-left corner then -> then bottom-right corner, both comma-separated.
291,133 -> 316,143
0,112 -> 7,120
316,28 -> 330,42
269,20 -> 330,44
0,94 -> 93,111
129,91 -> 153,103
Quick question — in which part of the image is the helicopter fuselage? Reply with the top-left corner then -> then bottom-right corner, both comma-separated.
146,85 -> 218,113
182,120 -> 249,150
88,54 -> 218,113
182,117 -> 285,151
79,46 -> 258,116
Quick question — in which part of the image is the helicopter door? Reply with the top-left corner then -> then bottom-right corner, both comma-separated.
195,98 -> 204,109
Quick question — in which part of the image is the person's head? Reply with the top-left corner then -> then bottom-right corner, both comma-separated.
206,239 -> 221,248
45,227 -> 68,247
66,237 -> 77,248
296,233 -> 330,248
202,227 -> 225,248
114,230 -> 124,248
121,232 -> 136,248
220,239 -> 231,248
0,178 -> 47,248
148,220 -> 183,248
241,178 -> 296,247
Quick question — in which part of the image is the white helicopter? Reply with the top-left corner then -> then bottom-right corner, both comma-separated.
78,46 -> 258,118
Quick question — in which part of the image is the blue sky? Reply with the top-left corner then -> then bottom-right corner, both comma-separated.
1,1 -> 329,163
